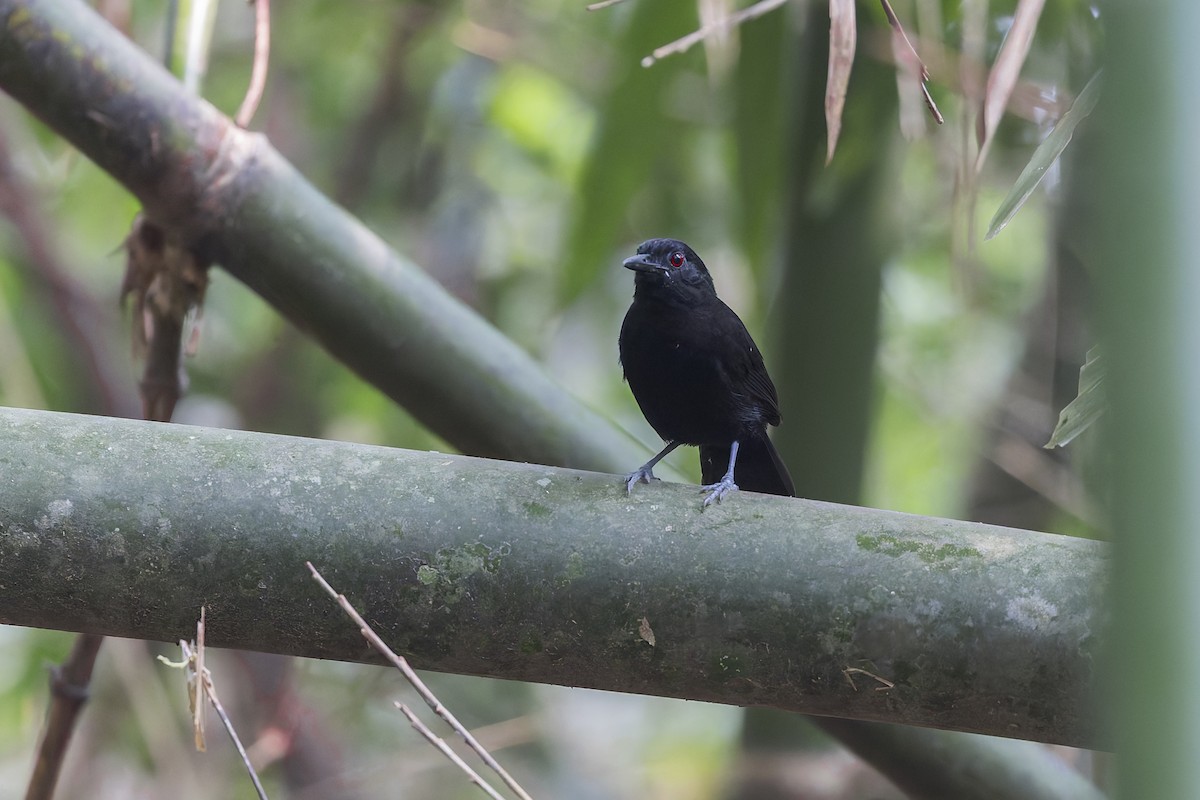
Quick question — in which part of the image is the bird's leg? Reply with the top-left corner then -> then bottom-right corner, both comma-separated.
701,439 -> 740,506
625,440 -> 682,494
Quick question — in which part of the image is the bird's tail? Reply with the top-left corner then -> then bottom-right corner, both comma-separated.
700,434 -> 795,498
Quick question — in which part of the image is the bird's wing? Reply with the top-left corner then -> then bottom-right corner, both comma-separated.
711,301 -> 782,426
740,355 -> 782,425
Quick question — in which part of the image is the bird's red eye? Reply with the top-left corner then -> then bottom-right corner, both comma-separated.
668,251 -> 685,268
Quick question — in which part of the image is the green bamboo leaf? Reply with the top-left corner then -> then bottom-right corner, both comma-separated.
986,70 -> 1102,241
1046,346 -> 1105,448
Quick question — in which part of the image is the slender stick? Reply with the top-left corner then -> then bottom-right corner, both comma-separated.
235,0 -> 271,128
201,659 -> 269,800
307,562 -> 533,800
639,0 -> 788,67
879,0 -> 943,124
395,703 -> 507,800
160,610 -> 270,799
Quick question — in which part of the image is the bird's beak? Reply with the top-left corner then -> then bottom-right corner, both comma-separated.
623,254 -> 662,273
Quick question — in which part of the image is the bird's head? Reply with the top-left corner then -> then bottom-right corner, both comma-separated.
623,238 -> 716,298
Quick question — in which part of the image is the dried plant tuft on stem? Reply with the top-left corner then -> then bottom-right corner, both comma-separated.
120,214 -> 210,422
159,608 -> 269,800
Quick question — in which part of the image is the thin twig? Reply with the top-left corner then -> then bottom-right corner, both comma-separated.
639,0 -> 788,67
584,0 -> 629,9
880,0 -> 943,124
842,666 -> 895,692
202,663 -> 269,800
159,609 -> 269,800
235,0 -> 271,127
307,562 -> 533,800
862,30 -> 1068,124
395,702 -> 507,800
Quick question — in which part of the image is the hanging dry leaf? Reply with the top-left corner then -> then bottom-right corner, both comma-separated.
193,607 -> 207,751
825,0 -> 857,164
158,610 -> 208,752
976,0 -> 1047,172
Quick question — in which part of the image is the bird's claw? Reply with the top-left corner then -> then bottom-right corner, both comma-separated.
625,466 -> 659,494
700,476 -> 739,507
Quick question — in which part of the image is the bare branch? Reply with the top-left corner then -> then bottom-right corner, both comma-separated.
395,703 -> 507,800
308,562 -> 534,800
201,664 -> 269,799
639,0 -> 788,68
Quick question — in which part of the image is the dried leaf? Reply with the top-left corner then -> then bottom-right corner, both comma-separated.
825,0 -> 857,164
638,616 -> 656,646
181,640 -> 204,751
976,0 -> 1047,172
160,620 -> 208,752
194,607 -> 207,751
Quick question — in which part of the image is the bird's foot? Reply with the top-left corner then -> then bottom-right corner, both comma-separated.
625,465 -> 660,494
700,475 -> 739,507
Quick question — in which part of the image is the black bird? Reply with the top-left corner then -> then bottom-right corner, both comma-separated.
618,238 -> 795,505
